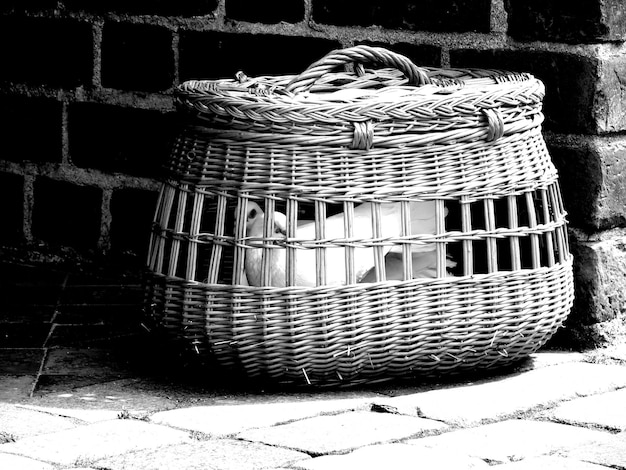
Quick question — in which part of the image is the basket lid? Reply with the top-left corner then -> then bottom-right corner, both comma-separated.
175,45 -> 545,144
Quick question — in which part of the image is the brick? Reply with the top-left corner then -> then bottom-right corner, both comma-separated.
225,0 -> 305,24
408,420 -> 612,464
311,0 -> 491,33
594,46 -> 626,133
179,31 -> 341,80
96,439 -> 311,470
0,17 -> 92,88
150,395 -> 375,436
293,444 -> 488,470
506,0 -> 626,43
110,188 -> 158,260
0,420 -> 190,466
553,228 -> 626,347
356,41 -> 442,68
63,0 -> 218,16
374,362 -> 626,426
450,49 -> 598,134
32,178 -> 102,250
546,388 -> 626,431
0,172 -> 24,243
102,22 -> 174,92
548,134 -> 626,231
0,95 -> 62,163
68,103 -> 174,178
237,411 -> 446,455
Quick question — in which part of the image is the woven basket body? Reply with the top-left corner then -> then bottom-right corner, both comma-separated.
145,46 -> 574,386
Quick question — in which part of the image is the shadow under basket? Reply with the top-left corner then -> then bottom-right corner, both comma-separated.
144,46 -> 574,386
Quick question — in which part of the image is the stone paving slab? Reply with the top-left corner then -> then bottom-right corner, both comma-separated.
0,349 -> 44,375
525,352 -> 586,369
31,378 -> 183,415
544,388 -> 626,431
405,419 -> 613,464
17,404 -> 121,423
42,348 -> 133,378
289,443 -> 489,470
0,419 -> 191,466
557,431 -> 626,468
0,375 -> 35,401
489,456 -> 610,469
0,403 -> 80,438
374,362 -> 626,425
95,438 -> 311,470
238,411 -> 447,456
0,452 -> 55,470
151,396 -> 374,437
584,343 -> 626,364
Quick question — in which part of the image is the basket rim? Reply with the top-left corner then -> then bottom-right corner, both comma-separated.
177,67 -> 541,104
175,45 -> 541,108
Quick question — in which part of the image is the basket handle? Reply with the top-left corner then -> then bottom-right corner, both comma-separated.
285,45 -> 432,94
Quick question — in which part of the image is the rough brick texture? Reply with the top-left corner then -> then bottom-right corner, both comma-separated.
179,32 -> 341,80
62,0 -> 218,16
0,95 -> 62,163
312,0 -> 491,33
551,228 -> 626,348
549,135 -> 626,231
594,47 -> 626,134
357,41 -> 442,67
0,16 -> 92,88
0,173 -> 24,243
225,0 -> 305,24
110,188 -> 159,260
102,22 -> 174,92
69,103 -> 175,178
32,178 -> 102,251
506,0 -> 626,43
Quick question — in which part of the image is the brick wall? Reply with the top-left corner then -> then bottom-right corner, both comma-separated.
1,0 -> 625,347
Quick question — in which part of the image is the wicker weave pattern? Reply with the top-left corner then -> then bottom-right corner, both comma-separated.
167,123 -> 555,202
146,258 -> 572,384
146,46 -> 574,385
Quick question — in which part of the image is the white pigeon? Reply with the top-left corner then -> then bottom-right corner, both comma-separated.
243,201 -> 443,287
359,251 -> 457,282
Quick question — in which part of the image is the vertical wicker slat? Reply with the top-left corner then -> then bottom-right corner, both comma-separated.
145,45 -> 574,386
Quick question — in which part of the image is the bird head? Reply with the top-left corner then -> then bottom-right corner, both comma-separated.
245,202 -> 287,237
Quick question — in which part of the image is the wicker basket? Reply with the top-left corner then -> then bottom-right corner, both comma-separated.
145,46 -> 574,386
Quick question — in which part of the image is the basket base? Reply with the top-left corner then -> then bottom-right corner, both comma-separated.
144,257 -> 574,387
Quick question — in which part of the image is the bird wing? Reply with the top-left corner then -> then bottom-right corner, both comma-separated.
242,201 -> 448,286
